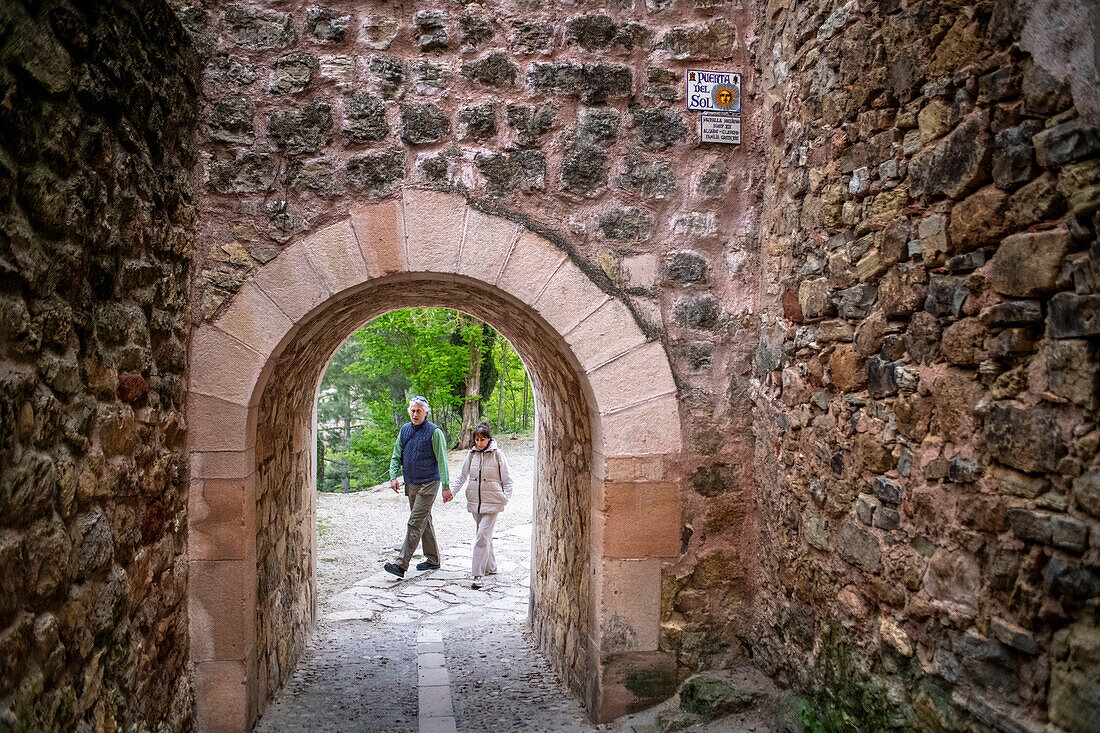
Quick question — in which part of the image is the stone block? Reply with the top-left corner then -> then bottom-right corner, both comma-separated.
948,186 -> 1009,251
596,559 -> 661,653
599,394 -> 681,458
190,449 -> 256,481
1047,339 -> 1098,408
190,477 -> 255,562
600,481 -> 679,559
401,103 -> 451,145
1034,120 -> 1100,168
194,659 -> 252,732
189,327 -> 265,406
496,232 -> 567,305
1073,470 -> 1100,519
403,190 -> 466,273
985,403 -> 1065,474
588,342 -> 676,415
362,16 -> 399,50
673,294 -> 720,330
302,219 -> 368,296
1058,159 -> 1100,216
268,101 -> 333,154
461,52 -> 518,88
253,243 -> 330,322
346,147 -> 405,197
457,209 -> 520,283
1048,292 -> 1100,338
533,263 -> 610,336
213,282 -> 292,356
837,521 -> 882,573
564,299 -> 648,373
187,393 -> 255,453
979,300 -> 1042,327
597,650 -> 677,722
987,229 -> 1072,297
224,5 -> 293,51
189,558 -> 256,662
1048,620 -> 1100,731
909,112 -> 991,200
351,198 -> 405,276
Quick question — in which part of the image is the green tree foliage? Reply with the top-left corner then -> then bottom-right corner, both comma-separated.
316,308 -> 531,492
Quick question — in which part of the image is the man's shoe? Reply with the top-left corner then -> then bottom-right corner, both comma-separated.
383,562 -> 405,578
416,561 -> 441,571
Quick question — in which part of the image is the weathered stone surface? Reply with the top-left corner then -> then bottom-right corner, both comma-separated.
561,146 -> 608,198
1049,620 -> 1100,731
948,186 -> 1009,251
987,230 -> 1072,297
664,251 -> 707,284
597,207 -> 651,242
1048,292 -> 1100,338
618,156 -> 676,199
657,20 -> 737,60
346,147 -> 404,196
979,300 -> 1042,327
462,53 -> 519,88
305,7 -> 349,44
566,15 -> 617,51
985,403 -> 1065,474
1059,159 -> 1100,216
838,521 -> 881,573
679,675 -> 757,718
270,51 -> 318,95
343,94 -> 389,144
511,20 -> 553,55
508,104 -> 555,149
924,274 -> 968,317
992,121 -> 1041,190
415,10 -> 449,51
1034,120 -> 1100,168
224,4 -> 293,50
673,295 -> 720,331
400,103 -> 451,145
941,318 -> 985,366
368,55 -> 405,97
268,101 -> 333,154
208,95 -> 254,144
1074,471 -> 1100,519
1047,339 -> 1097,408
632,109 -> 688,151
460,10 -> 493,49
578,107 -> 621,148
459,102 -> 497,141
909,112 -> 991,200
362,16 -> 399,50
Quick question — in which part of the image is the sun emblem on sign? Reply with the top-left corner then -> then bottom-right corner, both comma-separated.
712,84 -> 739,111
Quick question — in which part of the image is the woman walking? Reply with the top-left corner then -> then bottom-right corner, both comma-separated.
448,422 -> 513,580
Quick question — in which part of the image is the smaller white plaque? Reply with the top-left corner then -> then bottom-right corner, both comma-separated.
700,112 -> 741,145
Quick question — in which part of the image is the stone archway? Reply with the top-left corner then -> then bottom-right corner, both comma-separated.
186,190 -> 682,731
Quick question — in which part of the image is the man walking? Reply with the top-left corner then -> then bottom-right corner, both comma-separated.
384,396 -> 452,578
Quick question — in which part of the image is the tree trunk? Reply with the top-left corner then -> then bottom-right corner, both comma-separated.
522,378 -> 529,431
458,322 -> 483,449
497,340 -> 508,429
341,417 -> 351,492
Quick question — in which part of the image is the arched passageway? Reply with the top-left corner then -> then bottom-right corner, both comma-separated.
186,190 -> 682,731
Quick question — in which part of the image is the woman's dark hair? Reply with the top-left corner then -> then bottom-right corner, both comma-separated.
474,422 -> 492,440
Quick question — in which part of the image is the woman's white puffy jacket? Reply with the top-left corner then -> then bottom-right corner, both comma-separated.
454,439 -> 513,514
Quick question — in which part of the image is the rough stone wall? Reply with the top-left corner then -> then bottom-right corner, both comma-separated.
752,0 -> 1100,729
0,1 -> 198,729
248,273 -> 593,710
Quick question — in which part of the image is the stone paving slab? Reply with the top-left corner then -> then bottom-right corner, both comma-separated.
255,523 -> 597,733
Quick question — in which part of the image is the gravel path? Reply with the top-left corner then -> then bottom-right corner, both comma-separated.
316,432 -> 537,613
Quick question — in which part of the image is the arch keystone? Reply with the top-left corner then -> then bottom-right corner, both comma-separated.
302,219 -> 368,295
350,198 -> 405,275
403,189 -> 466,273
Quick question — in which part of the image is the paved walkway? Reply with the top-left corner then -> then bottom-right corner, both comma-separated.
255,524 -> 598,732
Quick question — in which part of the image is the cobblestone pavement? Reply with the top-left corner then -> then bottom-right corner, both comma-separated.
255,524 -> 598,732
